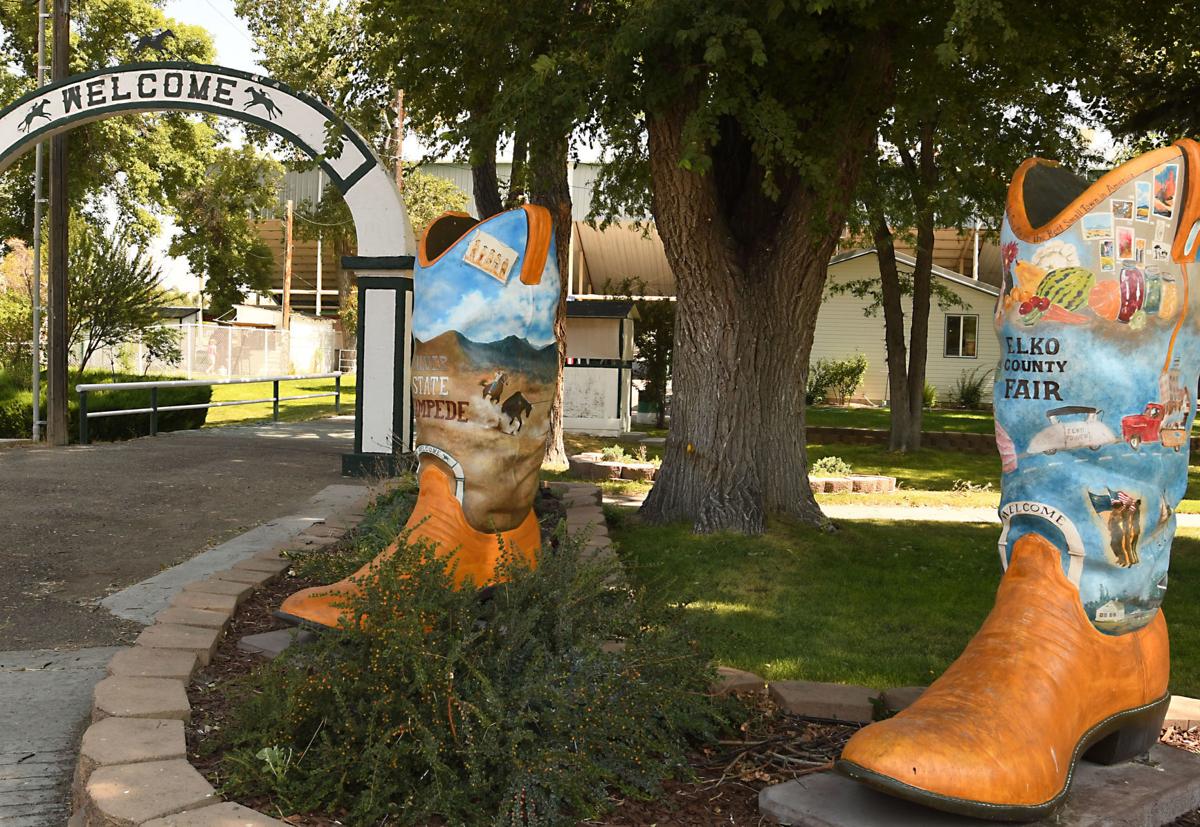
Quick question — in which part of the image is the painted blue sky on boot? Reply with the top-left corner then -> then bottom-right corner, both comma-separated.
994,147 -> 1200,633
413,209 -> 559,347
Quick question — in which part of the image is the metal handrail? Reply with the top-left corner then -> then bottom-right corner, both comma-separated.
75,372 -> 343,445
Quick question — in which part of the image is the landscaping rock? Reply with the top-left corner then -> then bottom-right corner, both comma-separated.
880,685 -> 925,713
768,680 -> 877,723
83,759 -> 216,826
303,523 -> 344,539
1167,695 -> 1200,728
107,648 -> 198,681
142,802 -> 289,826
824,478 -> 853,495
169,590 -> 238,614
214,567 -> 277,587
135,624 -> 222,666
154,607 -> 229,631
713,667 -> 767,697
619,463 -> 657,481
759,744 -> 1200,826
92,676 -> 190,722
181,577 -> 253,602
77,718 -> 186,787
232,556 -> 291,575
238,628 -> 316,659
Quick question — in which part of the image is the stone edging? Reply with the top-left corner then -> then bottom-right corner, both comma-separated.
69,495 -> 373,827
68,482 -> 625,826
809,475 -> 897,494
567,453 -> 659,481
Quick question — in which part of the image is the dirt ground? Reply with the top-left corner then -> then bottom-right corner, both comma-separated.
0,419 -> 354,650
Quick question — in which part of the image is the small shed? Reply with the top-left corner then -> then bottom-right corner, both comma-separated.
564,299 -> 638,435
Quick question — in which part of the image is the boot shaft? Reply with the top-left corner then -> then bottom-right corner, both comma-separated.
997,141 -> 1200,633
411,206 -> 560,533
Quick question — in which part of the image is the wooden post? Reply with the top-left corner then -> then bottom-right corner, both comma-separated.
281,199 -> 293,331
46,0 -> 69,446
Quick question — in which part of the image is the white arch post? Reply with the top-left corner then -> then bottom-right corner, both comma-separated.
0,63 -> 414,470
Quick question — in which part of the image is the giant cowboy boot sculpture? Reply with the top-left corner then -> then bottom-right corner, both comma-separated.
838,142 -> 1200,820
279,205 -> 560,628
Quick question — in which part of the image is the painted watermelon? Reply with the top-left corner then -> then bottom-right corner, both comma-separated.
1036,267 -> 1095,311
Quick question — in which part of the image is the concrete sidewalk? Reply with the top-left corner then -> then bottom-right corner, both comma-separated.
0,417 -> 365,825
0,418 -> 355,651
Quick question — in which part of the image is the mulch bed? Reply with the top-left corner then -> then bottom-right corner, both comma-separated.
187,591 -> 857,826
183,486 -> 860,825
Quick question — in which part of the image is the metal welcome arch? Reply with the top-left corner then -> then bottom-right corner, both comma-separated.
2,62 -> 414,471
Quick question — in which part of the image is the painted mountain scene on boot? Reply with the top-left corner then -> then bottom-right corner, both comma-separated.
411,329 -> 558,533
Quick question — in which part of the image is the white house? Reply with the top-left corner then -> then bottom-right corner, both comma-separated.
813,249 -> 1001,404
1095,600 -> 1126,622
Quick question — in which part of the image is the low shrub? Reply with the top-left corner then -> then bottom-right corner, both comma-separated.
600,444 -> 630,462
811,455 -> 852,477
923,382 -> 938,409
949,367 -> 991,410
0,371 -> 210,440
215,489 -> 730,826
807,354 -> 868,405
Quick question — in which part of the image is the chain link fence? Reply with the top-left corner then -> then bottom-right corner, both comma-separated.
87,322 -> 345,380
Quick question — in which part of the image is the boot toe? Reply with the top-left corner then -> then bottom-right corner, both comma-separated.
839,714 -> 1057,809
278,585 -> 357,629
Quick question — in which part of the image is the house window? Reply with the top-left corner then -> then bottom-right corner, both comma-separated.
945,314 -> 978,358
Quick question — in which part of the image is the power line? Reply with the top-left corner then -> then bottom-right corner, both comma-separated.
198,0 -> 259,51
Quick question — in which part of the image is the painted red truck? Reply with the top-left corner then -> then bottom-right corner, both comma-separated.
1121,402 -> 1187,451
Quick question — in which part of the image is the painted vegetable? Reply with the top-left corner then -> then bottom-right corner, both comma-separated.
1088,280 -> 1121,320
1035,267 -> 1095,312
1118,267 -> 1146,323
1042,304 -> 1090,324
1019,295 -> 1051,325
1014,261 -> 1046,297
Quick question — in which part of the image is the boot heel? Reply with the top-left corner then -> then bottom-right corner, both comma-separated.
1082,696 -> 1169,765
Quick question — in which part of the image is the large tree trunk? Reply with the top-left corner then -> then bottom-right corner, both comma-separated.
529,134 -> 572,469
872,215 -> 914,451
639,102 -> 873,533
469,128 -> 504,219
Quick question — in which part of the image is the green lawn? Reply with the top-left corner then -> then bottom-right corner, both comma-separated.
204,377 -> 355,427
608,510 -> 1200,697
807,405 -> 995,434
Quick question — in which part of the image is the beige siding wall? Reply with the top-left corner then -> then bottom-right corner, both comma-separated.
813,255 -> 1000,404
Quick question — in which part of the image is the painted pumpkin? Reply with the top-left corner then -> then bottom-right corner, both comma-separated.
1088,280 -> 1121,320
1118,267 -> 1146,323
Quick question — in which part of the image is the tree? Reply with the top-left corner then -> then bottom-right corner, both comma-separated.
65,216 -> 172,379
0,1 -> 223,242
845,28 -> 1094,451
169,146 -> 283,319
236,0 -> 599,468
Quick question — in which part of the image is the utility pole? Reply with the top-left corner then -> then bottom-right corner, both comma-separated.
314,170 -> 323,317
46,0 -> 69,446
281,199 -> 293,331
392,89 -> 405,190
30,0 -> 48,442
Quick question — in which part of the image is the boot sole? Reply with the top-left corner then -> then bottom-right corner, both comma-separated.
835,693 -> 1170,822
272,609 -> 337,631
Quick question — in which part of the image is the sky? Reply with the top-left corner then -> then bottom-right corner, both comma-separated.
163,0 -> 261,73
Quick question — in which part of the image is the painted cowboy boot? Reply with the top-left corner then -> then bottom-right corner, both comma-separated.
279,205 -> 560,628
837,141 -> 1200,820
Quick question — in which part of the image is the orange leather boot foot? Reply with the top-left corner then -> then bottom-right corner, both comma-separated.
277,468 -> 541,629
836,534 -> 1169,821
